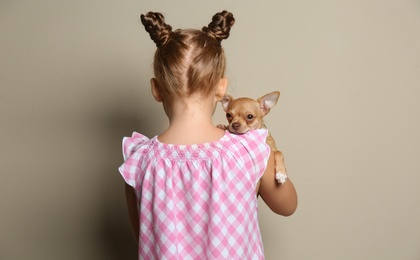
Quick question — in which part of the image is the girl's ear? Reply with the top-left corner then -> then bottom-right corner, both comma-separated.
215,78 -> 228,101
150,78 -> 163,102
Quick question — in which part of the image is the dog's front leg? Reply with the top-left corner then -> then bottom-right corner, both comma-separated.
217,124 -> 228,130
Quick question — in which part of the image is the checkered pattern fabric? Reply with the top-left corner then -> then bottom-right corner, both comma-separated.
119,129 -> 270,259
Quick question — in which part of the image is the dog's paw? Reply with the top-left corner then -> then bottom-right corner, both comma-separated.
217,124 -> 227,130
275,172 -> 288,185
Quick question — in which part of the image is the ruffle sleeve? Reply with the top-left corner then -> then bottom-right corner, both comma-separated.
118,132 -> 150,188
235,129 -> 271,185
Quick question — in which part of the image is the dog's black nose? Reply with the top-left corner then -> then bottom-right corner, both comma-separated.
232,122 -> 240,130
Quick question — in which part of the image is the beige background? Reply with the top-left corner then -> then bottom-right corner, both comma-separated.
1,1 -> 419,259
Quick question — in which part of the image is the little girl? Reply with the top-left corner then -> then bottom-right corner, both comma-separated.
119,10 -> 297,259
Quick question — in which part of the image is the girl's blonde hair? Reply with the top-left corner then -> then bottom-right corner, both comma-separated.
141,11 -> 235,101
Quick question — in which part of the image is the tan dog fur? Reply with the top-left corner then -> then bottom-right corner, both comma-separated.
218,91 -> 287,181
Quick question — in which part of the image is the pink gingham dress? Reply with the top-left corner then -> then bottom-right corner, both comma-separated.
119,129 -> 271,259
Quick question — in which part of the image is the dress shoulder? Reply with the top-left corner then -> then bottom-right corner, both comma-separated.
227,129 -> 271,186
231,129 -> 269,148
122,132 -> 150,160
119,132 -> 151,188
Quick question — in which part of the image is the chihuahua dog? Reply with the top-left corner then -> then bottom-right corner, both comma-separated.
218,91 -> 287,184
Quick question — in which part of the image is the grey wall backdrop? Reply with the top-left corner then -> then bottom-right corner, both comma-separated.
1,1 -> 419,259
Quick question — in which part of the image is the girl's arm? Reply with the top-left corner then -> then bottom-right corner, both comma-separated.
125,183 -> 139,243
258,150 -> 298,216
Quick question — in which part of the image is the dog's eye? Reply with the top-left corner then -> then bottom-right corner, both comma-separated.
226,113 -> 232,119
246,114 -> 254,120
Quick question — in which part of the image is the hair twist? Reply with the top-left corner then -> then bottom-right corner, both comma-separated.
140,12 -> 173,47
202,10 -> 235,42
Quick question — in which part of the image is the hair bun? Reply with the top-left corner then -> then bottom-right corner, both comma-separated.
202,10 -> 235,42
141,12 -> 173,47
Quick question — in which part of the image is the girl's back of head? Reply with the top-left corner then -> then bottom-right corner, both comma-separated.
141,11 -> 235,102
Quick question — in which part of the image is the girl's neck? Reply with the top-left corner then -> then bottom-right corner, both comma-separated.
157,96 -> 225,145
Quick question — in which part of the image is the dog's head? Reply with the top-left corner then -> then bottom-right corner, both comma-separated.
220,91 -> 280,134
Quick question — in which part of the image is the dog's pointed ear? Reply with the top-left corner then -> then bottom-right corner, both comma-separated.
258,91 -> 280,115
220,94 -> 233,112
